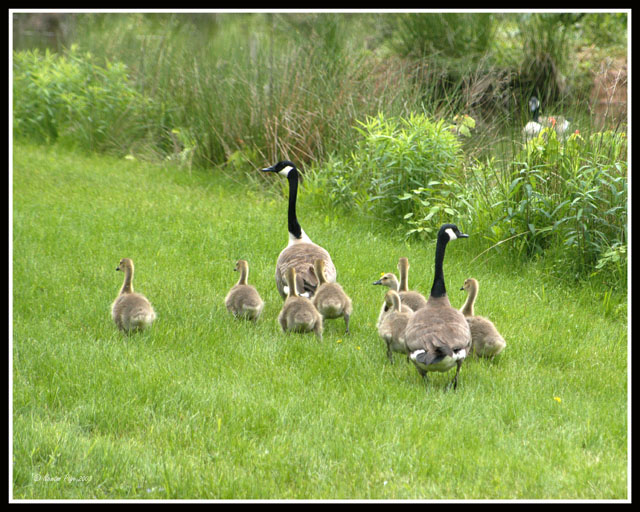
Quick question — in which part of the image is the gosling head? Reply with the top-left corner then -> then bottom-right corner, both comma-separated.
373,272 -> 399,290
234,260 -> 248,272
116,258 -> 133,272
460,278 -> 479,293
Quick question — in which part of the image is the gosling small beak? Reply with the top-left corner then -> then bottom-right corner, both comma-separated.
115,267 -> 120,271
460,286 -> 465,291
373,280 -> 382,285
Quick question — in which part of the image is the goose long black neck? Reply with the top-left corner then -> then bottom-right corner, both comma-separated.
531,107 -> 540,123
530,98 -> 541,123
286,168 -> 303,240
430,235 -> 449,298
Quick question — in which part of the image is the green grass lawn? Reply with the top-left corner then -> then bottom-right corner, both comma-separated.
11,142 -> 628,500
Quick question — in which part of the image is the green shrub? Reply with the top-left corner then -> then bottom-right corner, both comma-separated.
317,112 -> 465,231
13,45 -> 157,153
482,128 -> 627,286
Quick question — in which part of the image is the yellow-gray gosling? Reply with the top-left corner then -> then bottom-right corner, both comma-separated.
397,257 -> 428,312
111,258 -> 156,332
278,266 -> 323,340
378,290 -> 414,363
224,260 -> 265,322
312,259 -> 352,334
460,278 -> 506,358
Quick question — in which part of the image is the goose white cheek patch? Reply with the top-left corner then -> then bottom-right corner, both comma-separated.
445,228 -> 457,241
278,166 -> 294,176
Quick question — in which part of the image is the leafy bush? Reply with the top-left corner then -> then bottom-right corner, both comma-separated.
478,128 -> 627,286
317,112 -> 465,232
13,45 -> 157,153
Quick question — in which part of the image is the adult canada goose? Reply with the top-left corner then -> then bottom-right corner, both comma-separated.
404,224 -> 471,390
224,260 -> 265,322
373,272 -> 414,328
111,258 -> 156,332
523,96 -> 571,140
397,257 -> 428,312
378,290 -> 413,364
523,96 -> 543,140
460,278 -> 506,358
261,160 -> 337,300
311,259 -> 352,334
278,266 -> 323,340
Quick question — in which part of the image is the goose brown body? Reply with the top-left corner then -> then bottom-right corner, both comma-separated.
275,242 -> 335,300
261,161 -> 336,300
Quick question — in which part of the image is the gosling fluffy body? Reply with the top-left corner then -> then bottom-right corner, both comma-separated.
372,272 -> 416,328
111,258 -> 156,332
460,278 -> 506,358
311,259 -> 352,334
378,290 -> 413,363
225,259 -> 264,321
278,266 -> 323,339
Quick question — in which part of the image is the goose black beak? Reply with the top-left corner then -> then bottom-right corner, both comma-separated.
261,165 -> 276,173
459,233 -> 469,238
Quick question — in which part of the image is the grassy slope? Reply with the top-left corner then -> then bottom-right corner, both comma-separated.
12,143 -> 627,500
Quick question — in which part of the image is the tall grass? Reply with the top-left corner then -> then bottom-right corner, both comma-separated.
11,12 -> 628,287
13,12 -> 627,167
55,13 -> 431,168
465,127 -> 627,288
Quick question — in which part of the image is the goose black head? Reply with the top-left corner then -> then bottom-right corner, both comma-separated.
529,97 -> 540,113
438,224 -> 469,243
261,160 -> 298,178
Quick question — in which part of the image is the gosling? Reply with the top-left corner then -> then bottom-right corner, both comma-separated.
378,290 -> 414,363
460,278 -> 506,358
111,258 -> 156,332
225,259 -> 265,322
312,259 -> 352,334
373,272 -> 413,328
396,257 -> 428,312
278,266 -> 323,340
